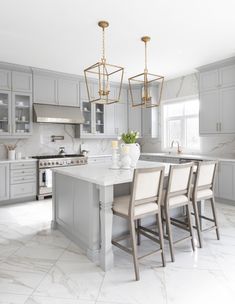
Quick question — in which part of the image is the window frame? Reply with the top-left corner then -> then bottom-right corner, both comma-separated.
161,95 -> 200,152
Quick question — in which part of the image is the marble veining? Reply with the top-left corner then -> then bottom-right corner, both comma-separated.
0,198 -> 235,303
0,123 -> 113,159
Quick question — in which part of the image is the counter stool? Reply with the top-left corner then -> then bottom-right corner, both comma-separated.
191,161 -> 219,248
112,167 -> 165,281
161,163 -> 195,262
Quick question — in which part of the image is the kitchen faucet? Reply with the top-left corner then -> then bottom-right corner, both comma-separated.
170,140 -> 182,154
59,146 -> 66,155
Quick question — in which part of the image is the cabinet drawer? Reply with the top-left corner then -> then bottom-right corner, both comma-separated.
11,175 -> 36,185
10,162 -> 36,170
10,182 -> 36,199
11,168 -> 36,177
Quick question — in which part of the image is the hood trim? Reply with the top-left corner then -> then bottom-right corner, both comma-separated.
33,103 -> 85,124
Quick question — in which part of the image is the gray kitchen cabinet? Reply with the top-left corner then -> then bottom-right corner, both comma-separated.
220,64 -> 235,88
199,69 -> 219,92
114,87 -> 128,136
0,69 -> 11,90
198,59 -> 235,135
80,80 -> 99,101
12,92 -> 33,136
115,102 -> 127,136
199,90 -> 220,134
57,78 -> 80,107
142,107 -> 159,138
217,162 -> 234,201
33,73 -> 57,105
128,87 -> 142,136
0,90 -> 32,138
12,71 -> 32,93
199,87 -> 235,134
9,161 -> 36,199
104,103 -> 115,135
220,87 -> 235,133
0,90 -> 12,135
0,163 -> 9,201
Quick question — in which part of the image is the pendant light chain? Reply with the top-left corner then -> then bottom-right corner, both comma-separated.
84,20 -> 124,105
145,41 -> 147,72
102,27 -> 105,61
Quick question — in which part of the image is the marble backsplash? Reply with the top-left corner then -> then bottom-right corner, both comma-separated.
0,123 -> 113,159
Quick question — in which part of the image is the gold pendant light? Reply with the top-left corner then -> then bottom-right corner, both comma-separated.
129,36 -> 164,108
84,21 -> 124,105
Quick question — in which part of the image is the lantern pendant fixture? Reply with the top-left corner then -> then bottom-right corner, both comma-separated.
84,21 -> 124,105
128,36 -> 164,108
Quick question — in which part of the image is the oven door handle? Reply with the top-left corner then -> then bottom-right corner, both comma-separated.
42,171 -> 46,183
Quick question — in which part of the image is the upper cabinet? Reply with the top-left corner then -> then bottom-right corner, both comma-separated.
12,72 -> 32,92
33,73 -> 57,105
57,78 -> 79,107
76,84 -> 128,138
0,69 -> 11,90
33,70 -> 80,107
199,69 -> 219,92
128,87 -> 142,136
0,66 -> 33,138
198,58 -> 235,134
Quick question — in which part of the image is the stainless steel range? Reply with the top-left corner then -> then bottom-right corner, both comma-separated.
32,154 -> 87,200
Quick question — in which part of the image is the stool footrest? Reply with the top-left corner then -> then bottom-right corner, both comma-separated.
112,240 -> 132,255
174,235 -> 192,245
138,248 -> 163,260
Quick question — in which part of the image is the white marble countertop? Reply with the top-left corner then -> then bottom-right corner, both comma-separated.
88,154 -> 112,158
53,160 -> 171,187
141,152 -> 235,162
0,158 -> 37,164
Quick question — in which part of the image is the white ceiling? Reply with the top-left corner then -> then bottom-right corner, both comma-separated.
1,0 -> 235,81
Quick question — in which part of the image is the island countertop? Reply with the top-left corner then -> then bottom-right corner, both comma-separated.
52,160 -> 171,187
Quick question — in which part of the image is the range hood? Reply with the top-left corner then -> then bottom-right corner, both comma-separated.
33,103 -> 85,124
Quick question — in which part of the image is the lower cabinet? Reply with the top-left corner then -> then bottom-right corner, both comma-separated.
10,162 -> 36,199
0,161 -> 36,203
0,163 -> 9,201
216,162 -> 235,201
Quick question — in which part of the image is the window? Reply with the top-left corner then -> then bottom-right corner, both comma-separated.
163,99 -> 200,151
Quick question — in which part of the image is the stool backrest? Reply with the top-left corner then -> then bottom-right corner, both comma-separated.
193,161 -> 217,192
129,167 -> 165,217
166,163 -> 194,200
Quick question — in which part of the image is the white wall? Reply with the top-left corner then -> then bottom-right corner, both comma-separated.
0,123 -> 112,159
141,73 -> 235,158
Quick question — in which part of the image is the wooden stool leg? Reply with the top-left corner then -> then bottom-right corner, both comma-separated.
129,219 -> 140,281
186,204 -> 195,251
210,197 -> 220,240
192,200 -> 203,248
165,206 -> 175,262
157,212 -> 166,267
136,219 -> 141,245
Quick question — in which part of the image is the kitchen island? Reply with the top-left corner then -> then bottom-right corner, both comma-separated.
51,160 -> 177,271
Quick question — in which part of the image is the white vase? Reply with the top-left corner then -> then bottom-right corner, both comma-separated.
121,143 -> 140,167
8,150 -> 16,160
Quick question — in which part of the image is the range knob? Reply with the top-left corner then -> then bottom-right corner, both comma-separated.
44,162 -> 47,166
71,160 -> 74,164
56,162 -> 59,165
52,162 -> 54,165
39,162 -> 43,166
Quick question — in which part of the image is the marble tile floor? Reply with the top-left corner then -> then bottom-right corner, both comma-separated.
0,199 -> 235,304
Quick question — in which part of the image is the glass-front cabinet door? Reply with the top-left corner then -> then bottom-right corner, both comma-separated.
0,91 -> 11,135
95,104 -> 104,134
81,100 -> 92,135
12,92 -> 32,135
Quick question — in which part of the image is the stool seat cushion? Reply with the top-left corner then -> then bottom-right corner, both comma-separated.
161,190 -> 189,207
195,189 -> 213,200
113,195 -> 158,217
